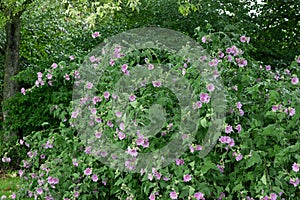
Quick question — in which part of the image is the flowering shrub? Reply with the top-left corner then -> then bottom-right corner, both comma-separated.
2,27 -> 300,200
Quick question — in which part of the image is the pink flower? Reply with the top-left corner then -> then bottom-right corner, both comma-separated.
194,192 -> 205,200
11,193 -> 16,199
92,32 -> 100,38
115,111 -> 122,117
207,83 -> 215,92
86,82 -> 93,89
219,52 -> 224,58
127,146 -> 138,157
196,145 -> 202,151
240,35 -> 250,43
107,120 -> 113,127
183,174 -> 192,182
152,81 -> 161,87
64,74 -> 70,80
46,74 -> 52,79
103,91 -> 110,99
109,59 -> 115,66
235,58 -> 248,67
129,95 -> 136,102
95,132 -> 102,138
236,153 -> 243,161
297,56 -> 300,63
74,71 -> 80,79
21,88 -> 26,95
69,55 -> 75,60
118,131 -> 126,140
74,191 -> 79,198
121,64 -> 128,72
37,72 -> 43,78
289,107 -> 296,116
36,188 -> 43,195
148,64 -> 154,70
193,101 -> 202,109
236,124 -> 242,133
84,168 -> 92,176
119,122 -> 125,131
149,193 -> 156,200
265,65 -> 271,71
219,136 -> 235,147
217,164 -> 224,173
290,177 -> 300,187
209,58 -> 220,67
92,96 -> 101,104
292,163 -> 299,172
291,77 -> 299,85
175,158 -> 184,166
84,146 -> 92,154
239,109 -> 244,116
92,174 -> 98,182
199,93 -> 210,103
201,36 -> 207,43
225,125 -> 233,134
51,63 -> 57,69
170,191 -> 178,199
236,102 -> 242,109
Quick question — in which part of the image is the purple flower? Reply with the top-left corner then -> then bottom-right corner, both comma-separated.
118,131 -> 126,140
115,111 -> 122,117
291,77 -> 299,85
292,163 -> 299,172
236,102 -> 242,109
183,174 -> 192,182
148,64 -> 154,70
217,164 -> 224,173
92,174 -> 98,182
51,63 -> 57,69
129,95 -> 136,102
64,74 -> 70,80
69,55 -> 75,60
194,192 -> 205,200
236,153 -> 243,161
127,146 -> 138,157
193,101 -> 202,110
21,88 -> 26,95
11,193 -> 16,199
84,168 -> 92,176
170,191 -> 178,199
236,124 -> 242,133
84,146 -> 92,154
95,132 -> 102,138
36,188 -> 43,195
92,32 -> 100,38
175,158 -> 184,166
109,59 -> 115,66
225,125 -> 233,134
207,83 -> 215,92
37,72 -> 43,78
199,93 -> 210,103
149,193 -> 156,200
46,74 -> 52,79
152,81 -> 161,87
86,82 -> 93,89
290,178 -> 300,187
103,91 -> 110,99
266,65 -> 271,71
107,120 -> 113,127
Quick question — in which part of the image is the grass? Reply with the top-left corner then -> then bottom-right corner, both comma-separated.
0,171 -> 19,198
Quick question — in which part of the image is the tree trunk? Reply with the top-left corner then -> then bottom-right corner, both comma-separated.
3,11 -> 21,121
